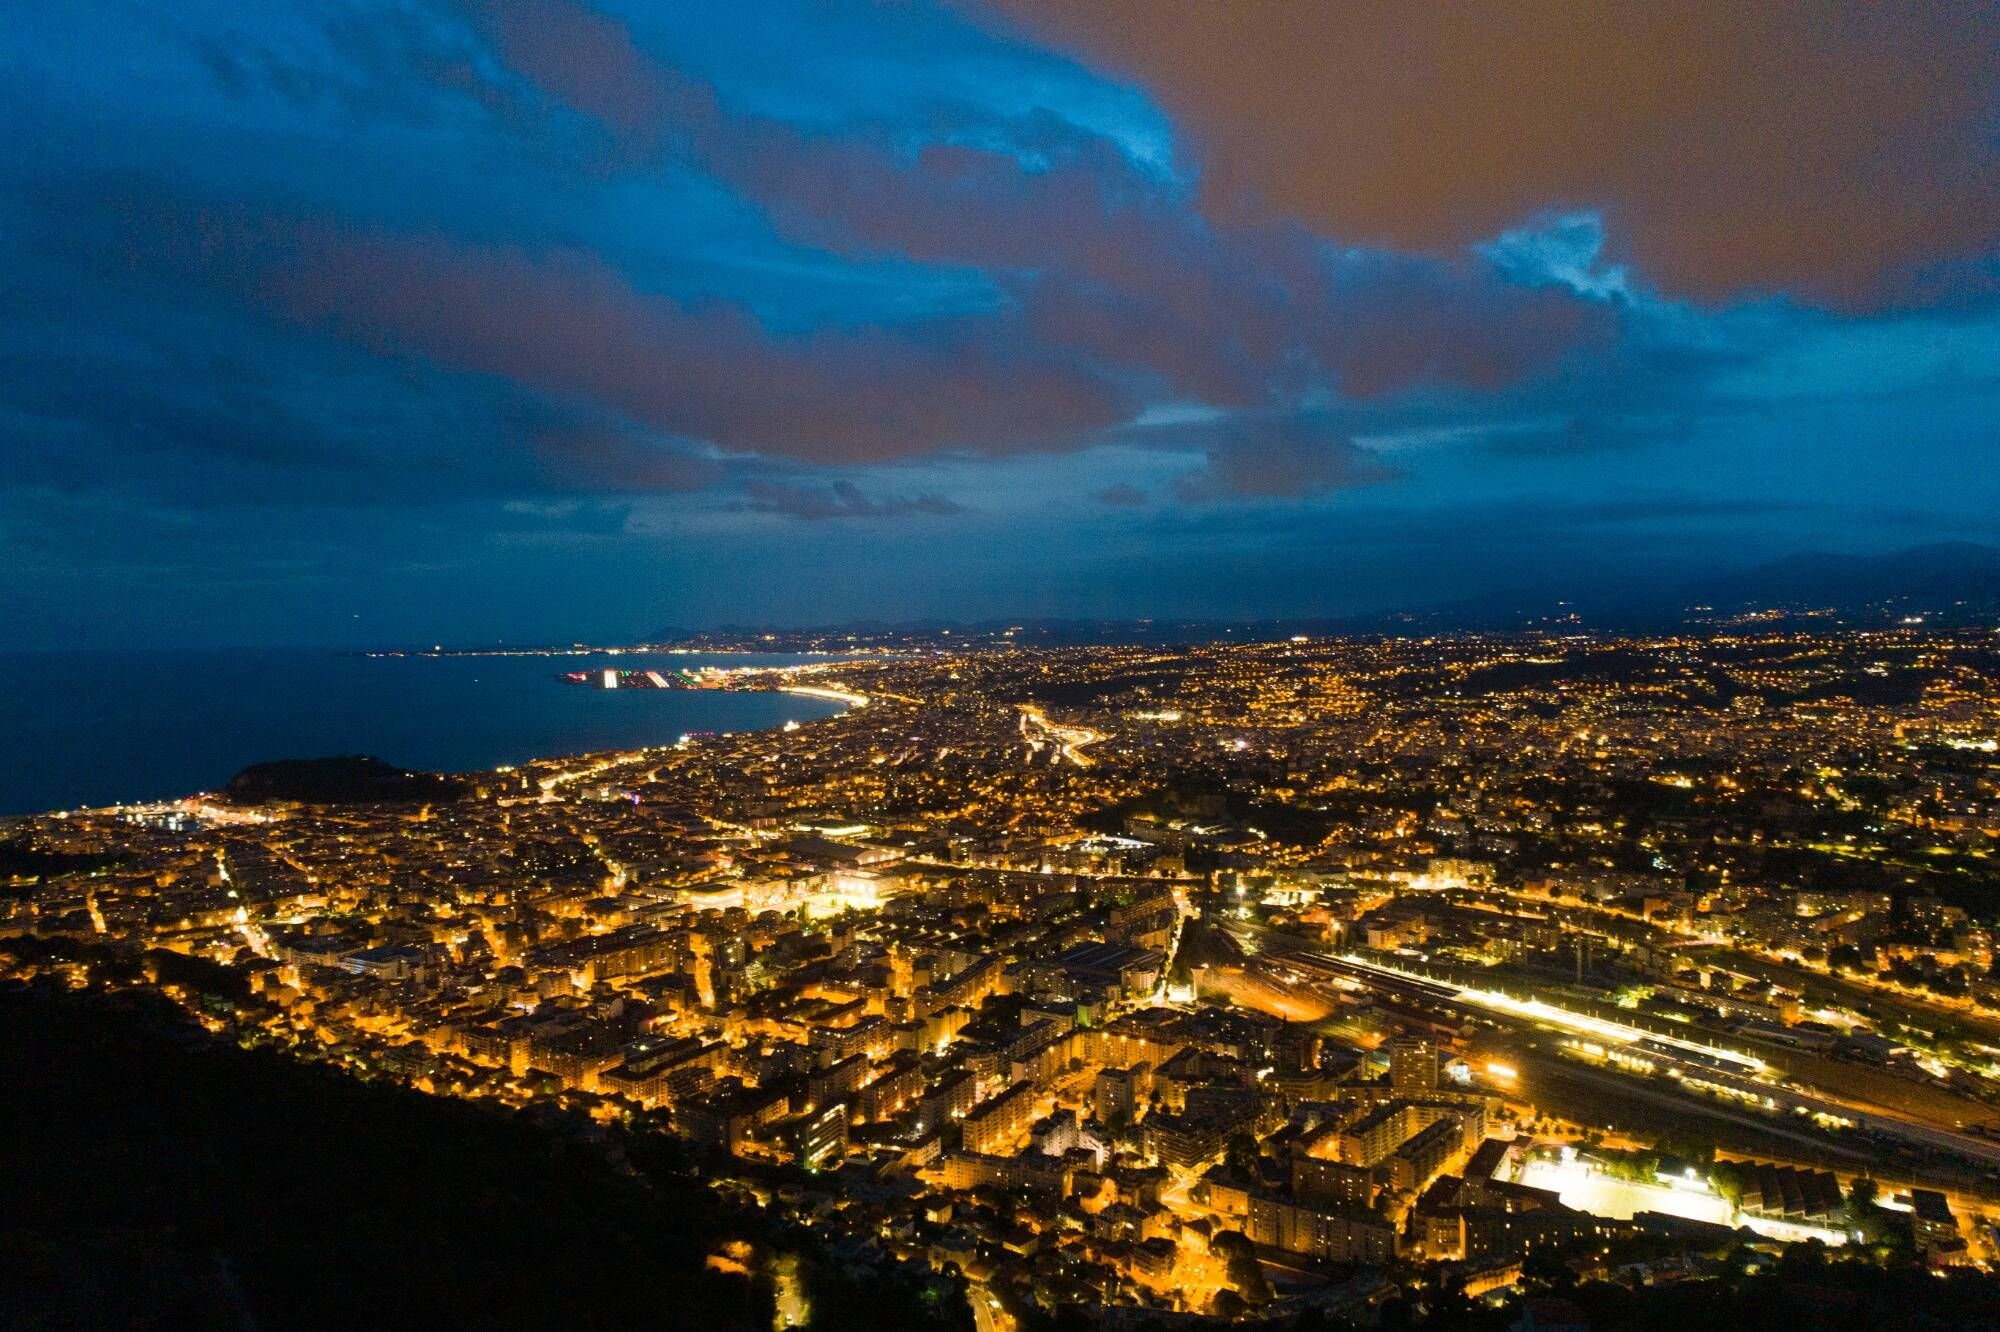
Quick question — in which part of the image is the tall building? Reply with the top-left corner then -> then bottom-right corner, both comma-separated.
798,1102 -> 849,1170
961,1082 -> 1037,1156
1390,1035 -> 1439,1097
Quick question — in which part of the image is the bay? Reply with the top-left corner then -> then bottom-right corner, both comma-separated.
0,648 -> 847,815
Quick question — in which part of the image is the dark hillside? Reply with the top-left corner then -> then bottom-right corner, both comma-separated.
223,755 -> 471,805
0,982 -> 761,1330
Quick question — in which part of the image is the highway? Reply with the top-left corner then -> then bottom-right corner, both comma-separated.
1017,705 -> 1104,768
968,1282 -> 1013,1332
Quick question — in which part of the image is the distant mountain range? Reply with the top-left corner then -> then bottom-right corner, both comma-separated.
1352,541 -> 2000,634
644,542 -> 2000,646
1693,541 -> 2000,611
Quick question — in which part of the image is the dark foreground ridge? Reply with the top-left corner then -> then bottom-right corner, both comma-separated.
0,981 -> 759,1330
9,977 -> 2000,1332
223,755 -> 472,805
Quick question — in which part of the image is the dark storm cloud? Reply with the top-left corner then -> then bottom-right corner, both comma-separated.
1160,415 -> 1393,502
3,179 -> 728,510
739,480 -> 967,521
44,176 -> 1133,472
988,0 -> 2000,310
262,223 -> 1134,465
455,0 -> 716,140
1472,413 -> 1698,460
492,498 -> 636,537
1090,483 -> 1149,508
524,424 -> 724,495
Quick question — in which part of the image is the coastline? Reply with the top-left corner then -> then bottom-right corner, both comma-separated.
0,648 -> 851,817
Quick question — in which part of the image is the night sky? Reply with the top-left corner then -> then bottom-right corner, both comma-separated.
5,2 -> 1999,648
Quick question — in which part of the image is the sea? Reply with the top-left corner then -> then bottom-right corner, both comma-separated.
0,648 -> 849,816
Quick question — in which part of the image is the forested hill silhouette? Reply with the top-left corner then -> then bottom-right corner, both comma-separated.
222,754 -> 471,805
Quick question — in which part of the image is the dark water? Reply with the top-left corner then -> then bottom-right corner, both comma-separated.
0,649 -> 847,815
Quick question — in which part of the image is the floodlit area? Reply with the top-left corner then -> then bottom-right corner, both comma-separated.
1516,1156 -> 1733,1227
1514,1155 -> 1848,1247
1467,988 -> 1762,1071
1339,953 -> 1767,1074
